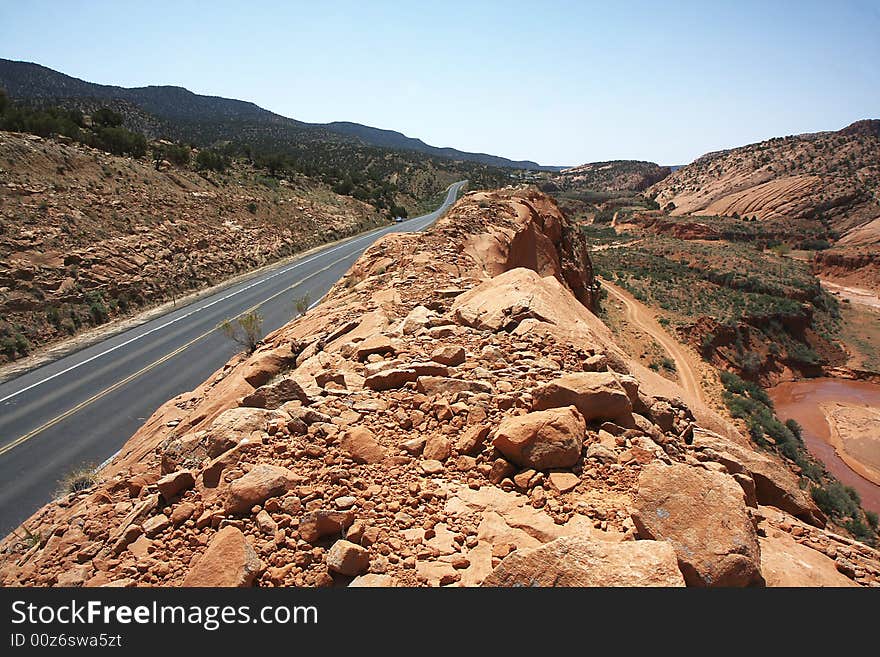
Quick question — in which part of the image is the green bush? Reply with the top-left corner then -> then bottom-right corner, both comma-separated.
91,107 -> 123,128
196,149 -> 228,172
91,126 -> 147,157
810,482 -> 860,519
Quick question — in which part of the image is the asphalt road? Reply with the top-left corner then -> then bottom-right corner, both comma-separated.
0,180 -> 467,536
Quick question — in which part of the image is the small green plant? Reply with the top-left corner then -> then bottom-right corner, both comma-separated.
17,526 -> 42,549
217,309 -> 264,353
294,293 -> 311,317
247,201 -> 257,214
46,306 -> 62,328
56,464 -> 99,497
88,292 -> 109,324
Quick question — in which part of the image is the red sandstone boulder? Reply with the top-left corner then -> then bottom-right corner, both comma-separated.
182,526 -> 262,587
340,427 -> 386,464
482,535 -> 685,587
632,462 -> 765,587
224,464 -> 295,514
326,540 -> 371,576
493,406 -> 585,470
531,372 -> 632,422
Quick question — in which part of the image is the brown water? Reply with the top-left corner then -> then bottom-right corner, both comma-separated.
769,378 -> 880,514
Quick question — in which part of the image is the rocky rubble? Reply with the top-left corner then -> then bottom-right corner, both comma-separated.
1,186 -> 877,588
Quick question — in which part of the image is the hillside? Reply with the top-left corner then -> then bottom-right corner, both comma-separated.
0,59 -> 553,170
550,160 -> 671,193
0,130 -> 384,364
2,187 -> 877,588
647,120 -> 880,287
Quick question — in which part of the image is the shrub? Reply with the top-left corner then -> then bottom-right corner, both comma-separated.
196,149 -> 228,173
217,310 -> 263,353
14,333 -> 30,356
46,306 -> 62,328
88,292 -> 109,324
294,293 -> 311,317
89,126 -> 147,157
810,482 -> 859,519
91,107 -> 123,128
56,464 -> 99,497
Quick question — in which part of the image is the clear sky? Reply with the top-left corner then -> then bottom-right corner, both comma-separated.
1,0 -> 878,166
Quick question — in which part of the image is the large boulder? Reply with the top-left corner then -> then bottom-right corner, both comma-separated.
692,428 -> 824,526
632,462 -> 765,587
451,268 -> 579,332
531,372 -> 632,423
182,526 -> 262,587
492,406 -> 585,470
224,464 -> 295,514
481,535 -> 685,587
241,376 -> 309,409
299,510 -> 355,543
204,407 -> 286,457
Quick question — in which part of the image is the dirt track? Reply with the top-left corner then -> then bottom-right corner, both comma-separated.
600,279 -> 704,404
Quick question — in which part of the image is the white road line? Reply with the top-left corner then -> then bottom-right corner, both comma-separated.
0,183 -> 463,406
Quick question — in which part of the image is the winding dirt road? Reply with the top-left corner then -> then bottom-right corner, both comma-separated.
600,278 -> 704,404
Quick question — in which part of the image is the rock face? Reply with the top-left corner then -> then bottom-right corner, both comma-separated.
3,186 -> 878,589
531,372 -> 633,422
648,120 -> 880,289
631,463 -> 765,587
492,407 -> 585,470
182,527 -> 261,587
452,268 -> 584,333
483,535 -> 684,587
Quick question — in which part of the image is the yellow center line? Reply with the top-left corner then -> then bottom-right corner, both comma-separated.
0,249 -> 359,459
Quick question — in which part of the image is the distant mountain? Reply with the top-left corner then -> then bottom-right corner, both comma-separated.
323,121 -> 550,170
0,59 -> 555,170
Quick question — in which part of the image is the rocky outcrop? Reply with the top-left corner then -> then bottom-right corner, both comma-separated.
1,187 -> 876,588
550,160 -> 671,193
530,372 -> 634,423
691,428 -> 824,525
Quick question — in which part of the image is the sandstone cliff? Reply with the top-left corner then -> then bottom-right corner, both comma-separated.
2,188 -> 877,588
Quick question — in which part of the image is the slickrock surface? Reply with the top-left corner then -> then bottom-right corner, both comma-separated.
2,187 -> 878,587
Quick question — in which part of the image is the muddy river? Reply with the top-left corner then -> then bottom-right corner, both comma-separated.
770,378 -> 880,514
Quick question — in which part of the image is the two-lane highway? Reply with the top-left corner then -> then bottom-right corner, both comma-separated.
0,181 -> 466,536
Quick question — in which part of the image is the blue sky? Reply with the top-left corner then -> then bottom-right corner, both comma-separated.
1,0 -> 878,165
